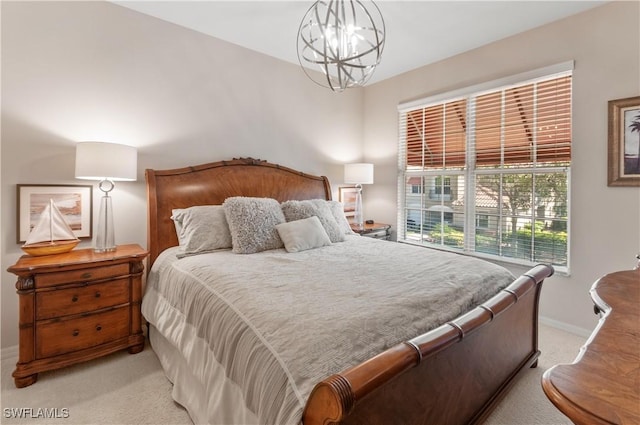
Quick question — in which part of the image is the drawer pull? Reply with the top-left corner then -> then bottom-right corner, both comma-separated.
81,272 -> 92,279
71,295 -> 79,302
95,292 -> 101,298
96,325 -> 102,332
72,330 -> 80,337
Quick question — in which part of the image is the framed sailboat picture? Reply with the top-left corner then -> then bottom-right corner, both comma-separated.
17,184 -> 93,244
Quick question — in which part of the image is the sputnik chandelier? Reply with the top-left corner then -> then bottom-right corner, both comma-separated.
297,0 -> 385,92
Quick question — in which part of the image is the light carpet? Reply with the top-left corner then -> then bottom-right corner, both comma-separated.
0,323 -> 586,425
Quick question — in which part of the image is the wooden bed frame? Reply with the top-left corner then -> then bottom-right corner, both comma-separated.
146,157 -> 553,425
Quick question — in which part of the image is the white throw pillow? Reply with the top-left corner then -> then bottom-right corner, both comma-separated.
223,197 -> 285,254
276,216 -> 332,253
281,199 -> 345,243
327,200 -> 356,235
171,205 -> 232,258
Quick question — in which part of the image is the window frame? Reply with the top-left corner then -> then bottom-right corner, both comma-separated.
397,62 -> 573,274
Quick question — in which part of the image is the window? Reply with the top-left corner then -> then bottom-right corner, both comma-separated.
476,214 -> 489,229
434,176 -> 451,196
398,63 -> 572,271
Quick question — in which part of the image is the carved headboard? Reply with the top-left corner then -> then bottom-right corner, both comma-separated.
145,158 -> 332,267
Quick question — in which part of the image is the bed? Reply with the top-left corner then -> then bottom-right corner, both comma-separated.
144,157 -> 553,425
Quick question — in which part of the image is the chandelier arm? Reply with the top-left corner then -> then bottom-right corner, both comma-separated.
337,60 -> 358,88
357,0 -> 385,49
320,4 -> 335,89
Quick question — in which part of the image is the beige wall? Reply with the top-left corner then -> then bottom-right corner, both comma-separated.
0,1 -> 363,348
363,1 -> 640,334
2,1 -> 638,349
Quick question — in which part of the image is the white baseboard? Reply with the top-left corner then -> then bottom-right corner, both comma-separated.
1,345 -> 18,361
539,316 -> 592,338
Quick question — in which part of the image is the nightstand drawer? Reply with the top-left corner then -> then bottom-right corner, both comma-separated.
36,306 -> 130,358
365,230 -> 389,239
36,278 -> 130,320
35,263 -> 130,288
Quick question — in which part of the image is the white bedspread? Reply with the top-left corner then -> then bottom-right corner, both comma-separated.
142,236 -> 515,425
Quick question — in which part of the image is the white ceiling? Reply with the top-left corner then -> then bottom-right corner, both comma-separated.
115,1 -> 605,85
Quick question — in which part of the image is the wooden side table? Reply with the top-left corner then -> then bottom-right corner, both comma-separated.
7,244 -> 148,388
350,222 -> 391,240
541,269 -> 640,424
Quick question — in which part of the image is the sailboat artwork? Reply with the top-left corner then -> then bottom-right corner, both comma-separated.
22,199 -> 80,256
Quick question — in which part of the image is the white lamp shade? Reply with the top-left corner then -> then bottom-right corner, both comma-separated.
75,142 -> 137,181
344,163 -> 374,185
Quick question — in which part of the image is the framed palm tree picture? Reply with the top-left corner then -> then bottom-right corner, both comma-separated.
608,95 -> 640,186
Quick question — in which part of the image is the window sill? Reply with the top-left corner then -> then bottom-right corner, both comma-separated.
397,239 -> 570,276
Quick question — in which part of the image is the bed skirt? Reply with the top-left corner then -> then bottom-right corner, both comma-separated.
149,324 -> 261,425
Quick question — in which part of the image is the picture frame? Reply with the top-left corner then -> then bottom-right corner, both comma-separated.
17,184 -> 93,243
338,186 -> 358,218
608,95 -> 640,186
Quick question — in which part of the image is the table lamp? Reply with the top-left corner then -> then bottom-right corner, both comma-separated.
344,163 -> 374,230
75,142 -> 137,252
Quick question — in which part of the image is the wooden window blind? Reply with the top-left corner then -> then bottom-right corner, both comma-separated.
474,76 -> 572,167
406,99 -> 467,169
398,64 -> 572,271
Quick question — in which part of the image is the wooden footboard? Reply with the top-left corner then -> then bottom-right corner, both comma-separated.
303,264 -> 553,425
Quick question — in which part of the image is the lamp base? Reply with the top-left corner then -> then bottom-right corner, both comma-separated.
352,185 -> 364,230
95,193 -> 116,253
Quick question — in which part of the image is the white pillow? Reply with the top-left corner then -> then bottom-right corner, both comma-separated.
327,200 -> 356,235
276,216 -> 332,253
281,199 -> 345,243
223,197 -> 285,254
171,205 -> 232,258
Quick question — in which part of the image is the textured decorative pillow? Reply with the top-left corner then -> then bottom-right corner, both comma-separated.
280,200 -> 315,221
171,205 -> 232,258
223,197 -> 285,254
281,199 -> 345,243
276,216 -> 332,253
327,200 -> 356,235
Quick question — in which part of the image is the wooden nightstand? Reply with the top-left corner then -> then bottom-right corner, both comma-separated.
350,222 -> 391,240
7,244 -> 148,388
